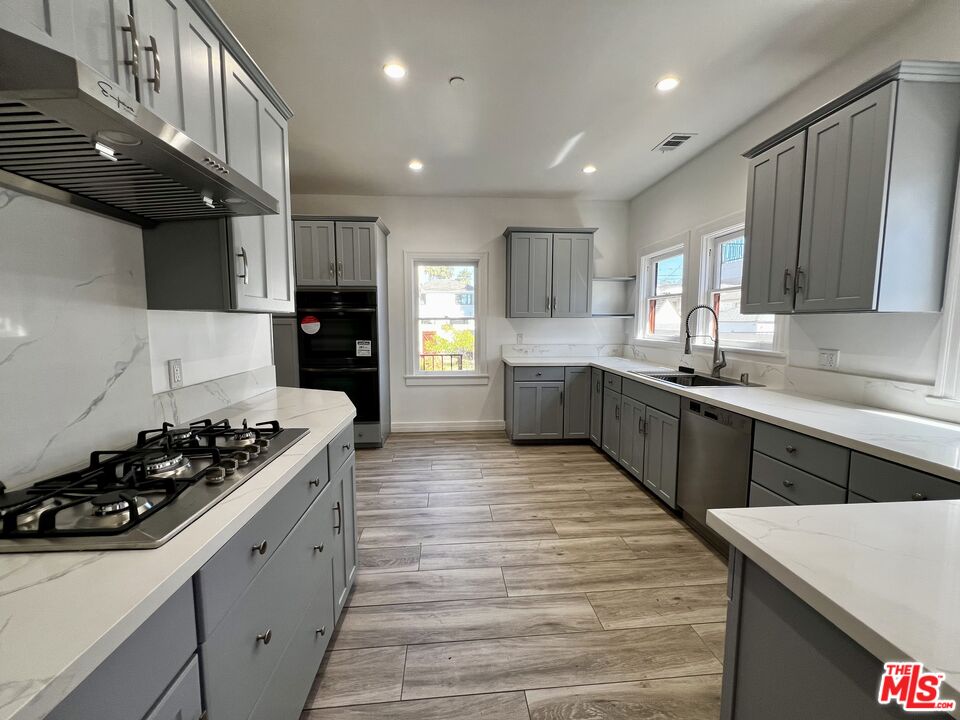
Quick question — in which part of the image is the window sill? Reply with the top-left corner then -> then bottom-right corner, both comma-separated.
404,373 -> 490,386
631,337 -> 682,348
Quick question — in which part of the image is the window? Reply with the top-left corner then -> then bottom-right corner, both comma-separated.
701,227 -> 776,349
641,249 -> 684,340
404,252 -> 488,384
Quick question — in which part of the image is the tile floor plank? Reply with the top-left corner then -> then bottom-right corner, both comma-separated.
491,499 -> 662,521
693,622 -> 727,663
357,545 -> 421,574
359,520 -> 558,547
429,489 -> 591,507
333,595 -> 602,649
304,646 -> 406,709
357,505 -> 492,527
348,567 -> 506,606
551,516 -> 684,537
356,494 -> 428,510
587,584 -> 728,629
418,537 -> 637,571
525,674 -> 722,720
301,691 -> 531,720
402,626 -> 722,699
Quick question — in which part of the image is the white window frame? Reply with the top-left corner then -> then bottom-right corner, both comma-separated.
638,245 -> 685,343
696,221 -> 784,354
403,251 -> 489,386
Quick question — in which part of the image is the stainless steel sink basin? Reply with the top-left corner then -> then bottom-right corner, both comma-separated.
630,371 -> 760,388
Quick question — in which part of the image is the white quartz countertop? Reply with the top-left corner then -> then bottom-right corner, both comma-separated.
707,501 -> 960,710
0,387 -> 355,720
504,355 -> 960,483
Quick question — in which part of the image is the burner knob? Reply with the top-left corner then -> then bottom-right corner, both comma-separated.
233,450 -> 250,465
221,458 -> 239,474
246,445 -> 261,459
258,438 -> 270,451
205,466 -> 226,486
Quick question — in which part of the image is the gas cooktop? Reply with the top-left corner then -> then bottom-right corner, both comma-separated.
0,418 -> 308,552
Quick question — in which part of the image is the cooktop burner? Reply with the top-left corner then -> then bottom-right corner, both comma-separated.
0,418 -> 308,552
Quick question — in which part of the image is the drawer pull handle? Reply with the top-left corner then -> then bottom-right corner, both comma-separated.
334,501 -> 342,534
785,445 -> 797,454
536,371 -> 542,376
252,540 -> 268,555
256,629 -> 273,645
309,477 -> 321,487
316,626 -> 327,637
912,492 -> 926,501
782,480 -> 795,488
342,443 -> 352,451
314,543 -> 324,552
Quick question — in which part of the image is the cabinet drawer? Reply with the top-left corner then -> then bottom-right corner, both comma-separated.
248,572 -> 336,720
603,372 -> 622,392
514,366 -> 564,382
201,481 -> 335,720
849,453 -> 960,502
328,422 -> 356,474
144,654 -> 202,720
195,448 -> 329,640
754,423 -> 850,486
752,452 -> 846,506
622,378 -> 680,418
49,583 -> 196,720
355,422 -> 381,446
848,492 -> 874,504
749,482 -> 795,508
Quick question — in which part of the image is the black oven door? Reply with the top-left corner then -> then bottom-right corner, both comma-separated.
296,309 -> 378,369
299,367 -> 380,423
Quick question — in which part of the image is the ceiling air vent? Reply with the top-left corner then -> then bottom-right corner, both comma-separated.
652,132 -> 698,152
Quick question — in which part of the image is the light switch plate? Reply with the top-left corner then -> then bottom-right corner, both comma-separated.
167,358 -> 184,389
817,348 -> 840,370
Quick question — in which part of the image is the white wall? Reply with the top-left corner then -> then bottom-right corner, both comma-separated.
627,0 -> 960,386
292,193 -> 630,429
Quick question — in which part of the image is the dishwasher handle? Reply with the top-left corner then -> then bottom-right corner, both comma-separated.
684,399 -> 753,434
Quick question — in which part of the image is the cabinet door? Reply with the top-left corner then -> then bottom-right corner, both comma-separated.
589,368 -> 603,446
796,83 -> 895,313
552,233 -> 593,317
618,397 -> 636,473
178,1 -> 224,159
336,222 -> 377,286
741,133 -> 805,314
513,382 -> 564,440
618,397 -> 645,480
143,655 -> 202,720
72,0 -> 137,95
272,316 -> 299,387
222,51 -> 262,185
643,408 -> 679,507
562,366 -> 591,439
508,232 -> 553,317
601,388 -> 621,460
331,453 -> 357,619
295,220 -> 337,286
259,102 -> 294,311
0,0 -> 74,53
133,0 -> 184,131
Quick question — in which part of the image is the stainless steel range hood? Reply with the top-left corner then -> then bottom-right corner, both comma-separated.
0,29 -> 278,227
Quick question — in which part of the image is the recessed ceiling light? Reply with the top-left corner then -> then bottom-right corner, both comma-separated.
656,76 -> 680,92
582,164 -> 597,174
383,62 -> 407,79
408,159 -> 423,171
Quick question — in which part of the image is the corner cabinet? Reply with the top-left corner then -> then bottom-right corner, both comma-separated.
741,61 -> 960,315
505,227 -> 595,318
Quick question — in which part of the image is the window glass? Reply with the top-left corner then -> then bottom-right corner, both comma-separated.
705,231 -> 775,348
416,264 -> 477,372
644,251 -> 684,339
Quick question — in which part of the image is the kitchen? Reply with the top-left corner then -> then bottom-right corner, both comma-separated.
1,0 -> 960,719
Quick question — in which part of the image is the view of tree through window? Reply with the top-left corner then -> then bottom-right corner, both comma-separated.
416,263 -> 477,372
706,232 -> 775,347
645,251 -> 684,339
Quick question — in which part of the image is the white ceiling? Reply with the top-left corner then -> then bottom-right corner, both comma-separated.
211,0 -> 920,200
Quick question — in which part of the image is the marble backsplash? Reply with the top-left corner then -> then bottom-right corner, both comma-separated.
154,365 -> 277,426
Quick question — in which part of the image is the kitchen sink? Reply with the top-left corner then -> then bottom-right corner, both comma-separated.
630,371 -> 759,388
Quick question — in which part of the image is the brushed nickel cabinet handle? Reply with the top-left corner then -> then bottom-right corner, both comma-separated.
337,260 -> 343,278
329,261 -> 335,278
795,266 -> 805,295
334,501 -> 342,534
309,477 -> 321,487
314,543 -> 324,552
782,480 -> 795,488
783,268 -> 792,295
785,445 -> 797,454
252,540 -> 267,555
237,247 -> 249,284
342,443 -> 352,451
316,626 -> 326,637
145,34 -> 160,92
122,14 -> 140,79
912,492 -> 926,501
256,629 -> 272,645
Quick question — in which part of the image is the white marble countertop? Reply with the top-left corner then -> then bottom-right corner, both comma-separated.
0,387 -> 355,720
707,501 -> 960,708
503,355 -> 960,483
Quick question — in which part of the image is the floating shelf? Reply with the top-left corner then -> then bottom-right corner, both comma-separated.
593,275 -> 637,282
592,313 -> 635,319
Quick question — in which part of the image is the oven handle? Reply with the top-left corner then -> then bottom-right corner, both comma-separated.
300,367 -> 378,373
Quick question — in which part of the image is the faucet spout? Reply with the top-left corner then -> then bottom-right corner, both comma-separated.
684,304 -> 727,377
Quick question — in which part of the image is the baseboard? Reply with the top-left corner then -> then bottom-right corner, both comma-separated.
391,420 -> 506,433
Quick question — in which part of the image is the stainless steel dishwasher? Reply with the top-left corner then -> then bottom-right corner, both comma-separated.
677,398 -> 753,551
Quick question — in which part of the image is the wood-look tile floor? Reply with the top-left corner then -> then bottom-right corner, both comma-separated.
301,432 -> 727,720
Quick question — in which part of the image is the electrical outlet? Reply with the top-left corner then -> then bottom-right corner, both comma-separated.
817,348 -> 840,370
167,358 -> 184,389
516,333 -> 524,344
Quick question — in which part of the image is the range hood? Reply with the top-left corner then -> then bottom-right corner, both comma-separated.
0,29 -> 278,227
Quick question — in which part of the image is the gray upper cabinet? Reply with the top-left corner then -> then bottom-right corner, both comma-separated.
295,220 -> 337,286
589,367 -> 603,446
552,233 -> 593,317
562,366 -> 590,439
796,84 -> 894,312
178,1 -> 225,159
0,0 -> 74,53
741,133 -> 805,314
508,231 -> 553,317
742,62 -> 960,314
336,222 -> 377,286
505,227 -> 596,318
71,0 -> 137,95
134,0 -> 186,133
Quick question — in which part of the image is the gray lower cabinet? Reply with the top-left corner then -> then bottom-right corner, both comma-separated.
751,451 -> 846,506
331,451 -> 358,619
512,381 -> 564,440
849,452 -> 960,503
272,315 -> 300,387
589,367 -> 603,446
562,366 -> 591,439
748,481 -> 795,508
144,655 -> 203,720
48,583 -> 198,720
505,227 -> 595,318
601,387 -> 621,460
642,407 -> 679,507
618,396 -> 645,479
